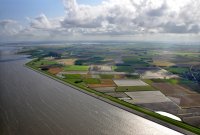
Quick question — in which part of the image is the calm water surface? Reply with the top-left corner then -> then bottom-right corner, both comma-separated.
0,46 -> 183,135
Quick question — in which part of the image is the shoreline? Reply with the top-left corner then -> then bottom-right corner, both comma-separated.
25,63 -> 198,135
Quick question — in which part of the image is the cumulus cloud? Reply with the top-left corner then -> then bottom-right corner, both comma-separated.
28,13 -> 63,30
0,0 -> 200,41
0,19 -> 22,37
60,0 -> 200,35
30,14 -> 52,29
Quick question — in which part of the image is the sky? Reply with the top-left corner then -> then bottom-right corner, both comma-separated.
0,0 -> 200,42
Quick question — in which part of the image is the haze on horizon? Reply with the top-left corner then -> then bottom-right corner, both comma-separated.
0,0 -> 200,42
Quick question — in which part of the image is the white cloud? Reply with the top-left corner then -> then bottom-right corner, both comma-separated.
61,0 -> 200,35
0,19 -> 22,37
29,14 -> 63,30
0,0 -> 200,41
30,14 -> 52,29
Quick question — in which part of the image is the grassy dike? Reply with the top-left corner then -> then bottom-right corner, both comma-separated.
25,60 -> 200,135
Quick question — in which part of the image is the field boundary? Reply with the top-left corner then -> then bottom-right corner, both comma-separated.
25,60 -> 200,135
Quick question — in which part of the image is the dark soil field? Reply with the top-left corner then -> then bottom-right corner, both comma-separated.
169,94 -> 200,108
100,79 -> 116,85
152,83 -> 200,108
182,117 -> 200,128
152,83 -> 195,96
48,67 -> 63,74
178,108 -> 200,127
137,102 -> 180,114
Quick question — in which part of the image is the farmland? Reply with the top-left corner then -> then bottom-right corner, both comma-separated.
153,60 -> 175,67
125,91 -> 171,104
116,86 -> 156,92
48,67 -> 63,74
152,83 -> 195,96
63,65 -> 89,71
23,42 -> 200,130
31,59 -> 58,68
114,79 -> 148,86
113,66 -> 134,73
56,58 -> 76,65
164,67 -> 189,74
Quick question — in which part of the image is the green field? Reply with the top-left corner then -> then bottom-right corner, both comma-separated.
179,79 -> 200,91
142,79 -> 154,85
83,78 -> 101,84
122,56 -> 150,68
64,74 -> 82,79
31,59 -> 58,67
113,66 -> 134,73
63,65 -> 89,71
116,86 -> 156,92
165,67 -> 189,74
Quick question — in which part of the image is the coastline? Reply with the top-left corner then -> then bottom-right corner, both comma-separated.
25,61 -> 199,135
